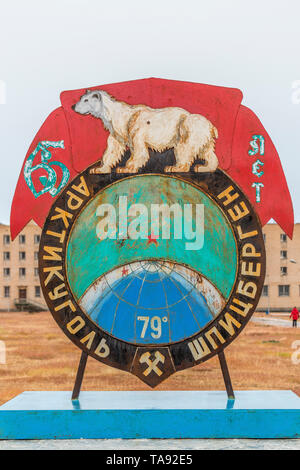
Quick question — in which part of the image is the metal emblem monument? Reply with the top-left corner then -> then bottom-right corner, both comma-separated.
3,78 -> 299,439
39,165 -> 265,390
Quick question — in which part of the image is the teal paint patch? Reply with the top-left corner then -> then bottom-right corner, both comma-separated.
66,175 -> 237,300
248,134 -> 265,156
252,182 -> 264,202
252,159 -> 264,178
23,140 -> 69,198
1,391 -> 300,439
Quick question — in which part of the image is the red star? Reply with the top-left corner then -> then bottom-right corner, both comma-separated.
122,267 -> 129,276
147,233 -> 159,246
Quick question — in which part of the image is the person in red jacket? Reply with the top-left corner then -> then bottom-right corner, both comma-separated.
290,307 -> 300,328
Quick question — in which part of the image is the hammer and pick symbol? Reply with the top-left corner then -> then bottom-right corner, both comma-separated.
139,351 -> 165,376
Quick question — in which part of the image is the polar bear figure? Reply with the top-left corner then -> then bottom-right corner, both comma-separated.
73,90 -> 219,174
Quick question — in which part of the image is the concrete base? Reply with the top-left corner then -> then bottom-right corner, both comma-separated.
0,390 -> 300,439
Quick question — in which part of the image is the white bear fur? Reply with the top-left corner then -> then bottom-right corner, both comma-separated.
73,90 -> 219,174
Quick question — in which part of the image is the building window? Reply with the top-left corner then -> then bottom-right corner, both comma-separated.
262,285 -> 269,297
34,252 -> 39,261
3,252 -> 10,261
34,267 -> 39,277
34,234 -> 40,244
19,267 -> 26,278
280,233 -> 287,243
278,285 -> 290,296
18,288 -> 27,300
3,234 -> 10,245
19,234 -> 26,244
3,268 -> 10,277
4,286 -> 10,298
280,250 -> 287,259
263,234 -> 266,242
280,266 -> 288,276
19,251 -> 26,261
35,286 -> 41,297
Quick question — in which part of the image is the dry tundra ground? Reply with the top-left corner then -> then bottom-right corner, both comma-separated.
0,311 -> 300,405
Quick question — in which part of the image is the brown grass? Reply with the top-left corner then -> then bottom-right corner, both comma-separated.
0,311 -> 299,405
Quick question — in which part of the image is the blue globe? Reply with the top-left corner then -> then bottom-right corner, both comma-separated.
79,261 -> 218,344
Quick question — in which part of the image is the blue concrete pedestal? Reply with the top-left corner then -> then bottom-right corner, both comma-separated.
0,390 -> 300,439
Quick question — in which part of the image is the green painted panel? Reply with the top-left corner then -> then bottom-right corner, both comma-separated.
66,175 -> 237,300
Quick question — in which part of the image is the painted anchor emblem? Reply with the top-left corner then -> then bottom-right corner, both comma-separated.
24,140 -> 70,198
139,351 -> 165,376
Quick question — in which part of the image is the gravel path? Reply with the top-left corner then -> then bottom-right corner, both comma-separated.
252,316 -> 296,328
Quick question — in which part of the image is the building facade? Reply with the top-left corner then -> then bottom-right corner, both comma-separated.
0,222 -> 46,311
258,223 -> 300,312
0,220 -> 298,312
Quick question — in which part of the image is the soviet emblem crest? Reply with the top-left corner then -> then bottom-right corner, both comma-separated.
11,78 -> 293,388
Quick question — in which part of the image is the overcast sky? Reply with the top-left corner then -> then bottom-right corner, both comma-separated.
1,0 -> 300,225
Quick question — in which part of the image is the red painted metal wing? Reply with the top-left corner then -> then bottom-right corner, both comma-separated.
228,105 -> 294,238
10,78 -> 293,239
10,107 -> 75,239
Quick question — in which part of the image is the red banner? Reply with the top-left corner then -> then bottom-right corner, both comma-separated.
10,78 -> 293,239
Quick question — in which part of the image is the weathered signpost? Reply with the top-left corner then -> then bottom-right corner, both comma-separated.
1,78 -> 299,439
